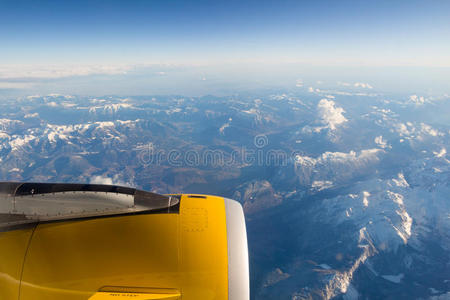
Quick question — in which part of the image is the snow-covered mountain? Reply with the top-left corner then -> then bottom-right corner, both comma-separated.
0,91 -> 449,299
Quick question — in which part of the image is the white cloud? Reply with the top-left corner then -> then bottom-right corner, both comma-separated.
0,81 -> 35,89
0,64 -> 131,80
317,99 -> 348,130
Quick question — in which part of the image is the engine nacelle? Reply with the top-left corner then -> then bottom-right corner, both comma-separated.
0,182 -> 249,300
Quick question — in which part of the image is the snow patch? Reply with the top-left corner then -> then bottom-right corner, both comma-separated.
392,173 -> 409,188
354,82 -> 373,89
381,273 -> 404,283
312,180 -> 334,191
319,264 -> 332,270
387,191 -> 412,243
408,95 -> 427,105
294,149 -> 382,186
10,135 -> 35,151
374,135 -> 389,149
24,113 -> 39,118
433,148 -> 447,158
219,118 -> 232,135
322,227 -> 377,299
90,176 -> 113,185
362,191 -> 370,207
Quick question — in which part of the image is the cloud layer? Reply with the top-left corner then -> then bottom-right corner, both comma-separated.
0,64 -> 131,80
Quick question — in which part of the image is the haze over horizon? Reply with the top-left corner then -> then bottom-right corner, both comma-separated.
1,0 -> 450,96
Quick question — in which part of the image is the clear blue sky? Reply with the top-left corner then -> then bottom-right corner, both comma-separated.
1,0 -> 449,66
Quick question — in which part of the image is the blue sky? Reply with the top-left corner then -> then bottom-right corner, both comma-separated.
1,0 -> 449,66
0,0 -> 449,96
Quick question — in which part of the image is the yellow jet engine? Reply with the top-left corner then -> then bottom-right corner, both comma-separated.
0,182 -> 249,300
